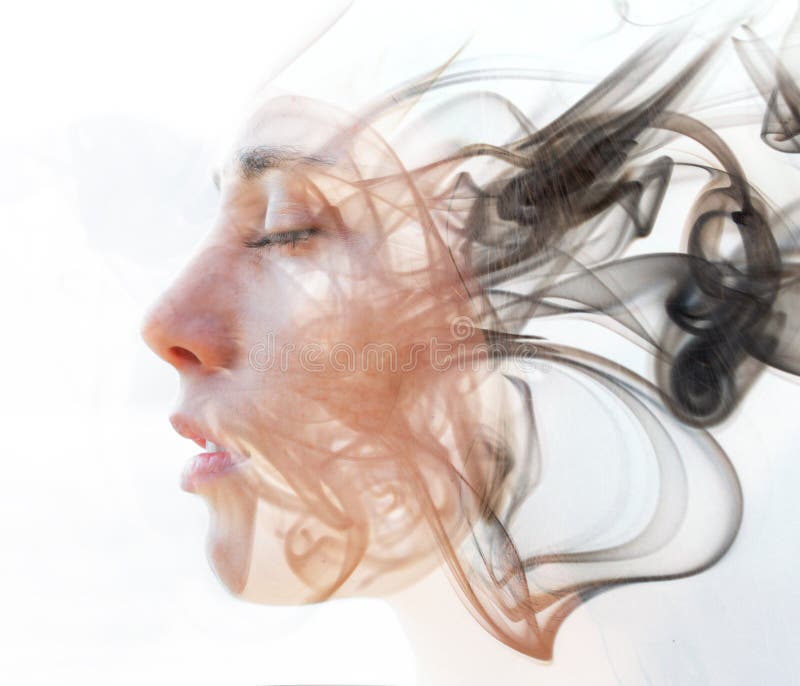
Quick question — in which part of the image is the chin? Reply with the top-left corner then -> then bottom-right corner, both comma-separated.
203,490 -> 334,605
196,476 -> 257,596
197,466 -> 448,605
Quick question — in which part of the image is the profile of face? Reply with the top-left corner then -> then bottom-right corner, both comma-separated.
140,32 -> 775,661
141,94 -> 507,606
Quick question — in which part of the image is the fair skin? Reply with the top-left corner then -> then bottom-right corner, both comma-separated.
141,95 -> 506,610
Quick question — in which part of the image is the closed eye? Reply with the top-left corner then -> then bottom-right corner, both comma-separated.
244,227 -> 322,250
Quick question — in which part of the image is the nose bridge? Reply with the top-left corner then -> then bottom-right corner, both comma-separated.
141,244 -> 241,371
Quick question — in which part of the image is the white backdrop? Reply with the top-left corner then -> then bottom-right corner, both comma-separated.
2,1 -> 799,684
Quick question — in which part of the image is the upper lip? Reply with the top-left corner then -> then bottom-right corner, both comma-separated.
170,413 -> 230,451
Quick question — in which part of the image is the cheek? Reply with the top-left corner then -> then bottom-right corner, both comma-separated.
235,257 -> 409,439
233,225 -> 469,450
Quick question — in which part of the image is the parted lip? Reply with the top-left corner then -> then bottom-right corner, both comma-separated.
169,413 -> 248,457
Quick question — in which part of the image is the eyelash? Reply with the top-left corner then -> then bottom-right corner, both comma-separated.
244,227 -> 322,250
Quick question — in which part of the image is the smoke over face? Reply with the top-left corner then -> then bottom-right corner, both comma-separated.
141,11 -> 800,662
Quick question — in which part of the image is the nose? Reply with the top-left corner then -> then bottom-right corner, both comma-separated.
140,248 -> 241,372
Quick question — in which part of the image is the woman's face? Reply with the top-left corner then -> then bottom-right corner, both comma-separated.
141,95 -> 497,604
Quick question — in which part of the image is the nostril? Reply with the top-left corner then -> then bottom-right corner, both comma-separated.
169,346 -> 201,366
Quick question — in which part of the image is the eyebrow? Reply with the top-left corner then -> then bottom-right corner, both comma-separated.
236,145 -> 336,180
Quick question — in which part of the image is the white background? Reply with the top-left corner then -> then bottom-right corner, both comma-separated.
2,1 -> 799,684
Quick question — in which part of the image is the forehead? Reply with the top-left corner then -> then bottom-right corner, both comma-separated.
220,95 -> 357,182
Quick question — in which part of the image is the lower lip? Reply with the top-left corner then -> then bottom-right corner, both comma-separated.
181,451 -> 245,492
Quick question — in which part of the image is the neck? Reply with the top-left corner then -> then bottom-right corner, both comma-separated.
384,565 -> 539,686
